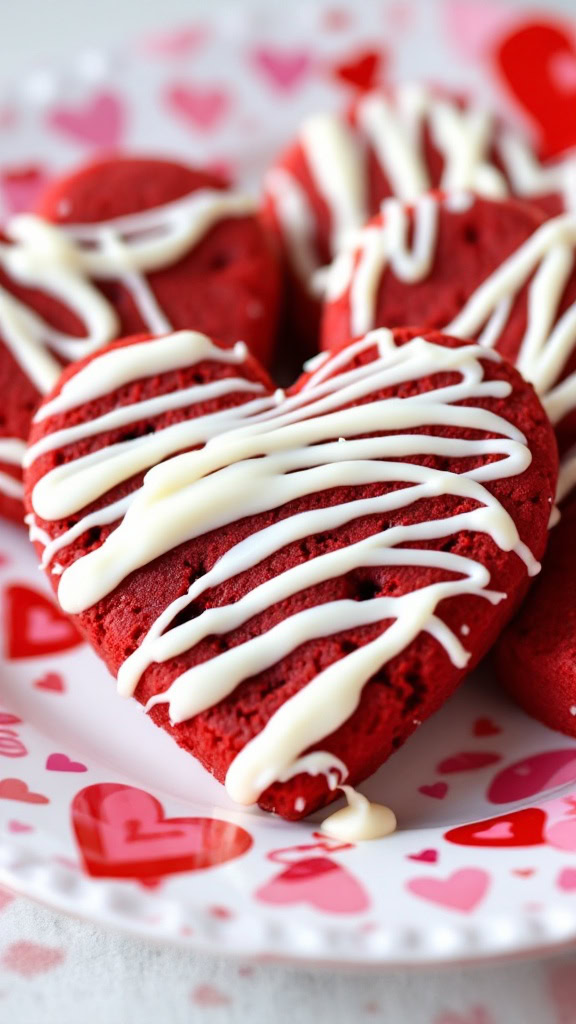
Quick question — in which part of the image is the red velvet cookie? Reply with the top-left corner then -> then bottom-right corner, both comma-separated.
263,82 -> 568,352
23,327 -> 557,821
0,157 -> 281,524
321,193 -> 576,453
495,485 -> 576,739
37,156 -> 281,367
0,226 -> 91,524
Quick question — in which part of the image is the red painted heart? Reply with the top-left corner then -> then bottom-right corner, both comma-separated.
332,49 -> 386,92
407,848 -> 438,863
419,782 -> 449,800
4,584 -> 82,659
0,778 -> 49,805
34,672 -> 66,694
488,750 -> 576,804
46,753 -> 87,773
495,20 -> 576,159
445,808 -> 548,848
71,783 -> 253,879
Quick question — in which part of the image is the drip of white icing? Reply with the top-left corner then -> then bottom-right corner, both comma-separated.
278,750 -> 348,786
322,787 -> 397,842
280,752 -> 396,841
29,329 -> 540,814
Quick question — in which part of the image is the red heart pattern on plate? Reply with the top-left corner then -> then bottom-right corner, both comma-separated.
165,84 -> 231,132
487,751 -> 576,804
495,21 -> 576,159
251,48 -> 312,92
71,783 -> 252,879
407,868 -> 490,913
0,778 -> 49,805
437,752 -> 502,774
47,91 -> 125,149
4,584 -> 83,659
46,753 -> 87,773
332,49 -> 386,92
445,808 -> 548,848
256,856 -> 370,914
24,326 -> 556,822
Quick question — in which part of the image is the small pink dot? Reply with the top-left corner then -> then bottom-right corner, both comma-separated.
208,905 -> 234,920
1,941 -> 65,977
191,984 -> 231,1007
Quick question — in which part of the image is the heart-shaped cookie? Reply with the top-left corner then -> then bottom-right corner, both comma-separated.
0,157 -> 280,523
264,82 -> 567,350
23,326 -> 557,820
36,157 -> 281,368
321,193 -> 576,452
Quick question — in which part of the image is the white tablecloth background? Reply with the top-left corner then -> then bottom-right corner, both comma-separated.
1,885 -> 576,1024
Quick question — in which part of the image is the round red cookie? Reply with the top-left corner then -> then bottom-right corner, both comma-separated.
263,82 -> 568,353
495,492 -> 576,738
23,327 -> 557,821
37,156 -> 282,368
321,192 -> 576,453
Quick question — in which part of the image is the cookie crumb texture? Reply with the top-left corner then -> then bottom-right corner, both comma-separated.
24,328 -> 557,820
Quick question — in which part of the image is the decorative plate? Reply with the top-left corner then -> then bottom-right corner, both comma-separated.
1,0 -> 576,966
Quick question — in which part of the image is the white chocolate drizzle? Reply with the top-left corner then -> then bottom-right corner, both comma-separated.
328,195 -> 576,420
267,81 -> 573,294
0,187 -> 255,396
28,328 -> 540,817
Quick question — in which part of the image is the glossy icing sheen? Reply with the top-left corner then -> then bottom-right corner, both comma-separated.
28,328 -> 540,836
267,82 -> 576,293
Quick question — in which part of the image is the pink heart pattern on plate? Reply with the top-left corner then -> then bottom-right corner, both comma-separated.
407,868 -> 490,913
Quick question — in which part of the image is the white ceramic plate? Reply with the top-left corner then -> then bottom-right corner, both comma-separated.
1,0 -> 576,966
